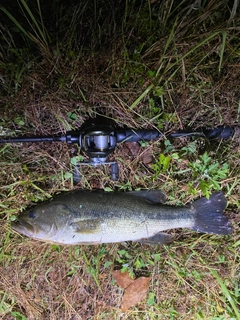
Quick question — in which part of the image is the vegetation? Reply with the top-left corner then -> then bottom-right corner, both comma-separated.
0,0 -> 239,318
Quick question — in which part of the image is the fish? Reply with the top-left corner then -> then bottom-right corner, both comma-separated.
11,190 -> 232,245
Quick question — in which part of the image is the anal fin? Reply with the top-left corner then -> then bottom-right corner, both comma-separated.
138,232 -> 171,245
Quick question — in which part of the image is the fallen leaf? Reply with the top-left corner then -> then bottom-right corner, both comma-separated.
121,276 -> 151,312
112,270 -> 134,289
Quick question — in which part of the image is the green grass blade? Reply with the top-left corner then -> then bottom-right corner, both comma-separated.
81,249 -> 102,293
0,6 -> 32,42
163,31 -> 224,84
211,269 -> 240,319
156,20 -> 177,77
129,84 -> 154,110
219,31 -> 227,72
19,0 -> 49,46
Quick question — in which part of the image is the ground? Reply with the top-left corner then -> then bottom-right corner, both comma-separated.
0,1 -> 239,319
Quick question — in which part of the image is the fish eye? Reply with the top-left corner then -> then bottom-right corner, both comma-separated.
29,211 -> 36,219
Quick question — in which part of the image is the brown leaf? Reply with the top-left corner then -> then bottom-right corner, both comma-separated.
112,270 -> 134,289
121,276 -> 151,312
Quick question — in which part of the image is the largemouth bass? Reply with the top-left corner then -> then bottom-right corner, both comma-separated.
12,190 -> 231,245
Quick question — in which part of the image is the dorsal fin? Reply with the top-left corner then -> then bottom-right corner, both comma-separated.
127,190 -> 166,204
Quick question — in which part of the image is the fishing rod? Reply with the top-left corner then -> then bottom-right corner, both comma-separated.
0,124 -> 237,181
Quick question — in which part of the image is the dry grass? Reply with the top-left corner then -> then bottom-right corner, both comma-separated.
0,0 -> 240,319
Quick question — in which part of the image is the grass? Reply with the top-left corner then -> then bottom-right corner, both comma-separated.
0,0 -> 240,319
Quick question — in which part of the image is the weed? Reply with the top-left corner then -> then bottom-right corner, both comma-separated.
152,153 -> 172,175
152,143 -> 230,199
188,152 -> 229,197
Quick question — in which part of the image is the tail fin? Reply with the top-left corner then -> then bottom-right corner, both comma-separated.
191,192 -> 232,235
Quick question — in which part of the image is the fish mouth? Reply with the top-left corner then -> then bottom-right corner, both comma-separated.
11,219 -> 37,235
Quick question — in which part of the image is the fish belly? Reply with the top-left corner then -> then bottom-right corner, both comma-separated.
51,210 -> 194,244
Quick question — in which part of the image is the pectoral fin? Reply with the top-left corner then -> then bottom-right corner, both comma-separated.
70,219 -> 101,234
138,232 -> 171,245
